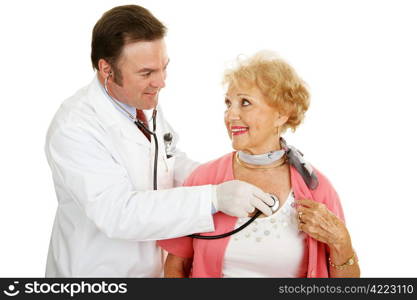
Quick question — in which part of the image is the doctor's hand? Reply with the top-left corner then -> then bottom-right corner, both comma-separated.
214,180 -> 274,218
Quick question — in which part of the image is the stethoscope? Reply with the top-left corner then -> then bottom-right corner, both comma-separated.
105,72 -> 281,240
105,73 -> 160,190
188,194 -> 281,239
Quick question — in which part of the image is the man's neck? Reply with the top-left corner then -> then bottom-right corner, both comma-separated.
97,74 -> 137,120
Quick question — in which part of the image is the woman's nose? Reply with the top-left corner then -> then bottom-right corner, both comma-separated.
226,106 -> 240,121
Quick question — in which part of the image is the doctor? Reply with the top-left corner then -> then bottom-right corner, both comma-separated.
45,5 -> 274,277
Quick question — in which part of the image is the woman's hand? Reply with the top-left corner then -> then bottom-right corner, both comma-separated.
296,199 -> 360,277
296,199 -> 350,249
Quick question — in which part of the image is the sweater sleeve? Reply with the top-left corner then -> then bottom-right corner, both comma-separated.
313,168 -> 345,222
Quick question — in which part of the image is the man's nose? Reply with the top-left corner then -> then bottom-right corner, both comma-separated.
151,72 -> 166,89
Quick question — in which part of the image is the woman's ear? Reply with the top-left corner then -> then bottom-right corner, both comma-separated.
275,114 -> 289,128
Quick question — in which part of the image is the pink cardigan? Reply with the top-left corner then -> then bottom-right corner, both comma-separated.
158,152 -> 345,278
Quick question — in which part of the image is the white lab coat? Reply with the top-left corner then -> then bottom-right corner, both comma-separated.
45,77 -> 214,277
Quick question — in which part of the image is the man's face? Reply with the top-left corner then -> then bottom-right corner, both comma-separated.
108,38 -> 169,110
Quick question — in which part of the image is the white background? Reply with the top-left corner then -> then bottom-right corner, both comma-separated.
1,0 -> 416,277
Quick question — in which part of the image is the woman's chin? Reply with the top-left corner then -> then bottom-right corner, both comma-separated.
231,142 -> 245,152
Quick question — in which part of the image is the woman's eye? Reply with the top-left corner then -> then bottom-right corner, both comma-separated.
225,99 -> 231,108
241,98 -> 251,106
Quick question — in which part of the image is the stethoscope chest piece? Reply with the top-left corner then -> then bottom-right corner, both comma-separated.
269,194 -> 280,213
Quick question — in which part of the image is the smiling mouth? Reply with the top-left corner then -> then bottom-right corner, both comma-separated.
231,127 -> 249,136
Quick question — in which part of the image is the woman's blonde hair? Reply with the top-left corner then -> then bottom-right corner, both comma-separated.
223,51 -> 310,132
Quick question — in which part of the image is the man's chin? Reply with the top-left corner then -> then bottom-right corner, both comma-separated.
141,102 -> 158,110
139,95 -> 158,110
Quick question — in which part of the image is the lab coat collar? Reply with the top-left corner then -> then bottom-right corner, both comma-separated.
97,79 -> 138,121
87,75 -> 152,146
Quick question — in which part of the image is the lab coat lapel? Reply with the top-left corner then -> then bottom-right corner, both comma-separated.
86,77 -> 153,189
87,77 -> 150,146
85,76 -> 175,190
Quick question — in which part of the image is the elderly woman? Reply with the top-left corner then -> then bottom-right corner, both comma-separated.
157,51 -> 360,278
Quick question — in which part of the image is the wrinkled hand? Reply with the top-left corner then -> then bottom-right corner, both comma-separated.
296,199 -> 350,248
214,180 -> 274,218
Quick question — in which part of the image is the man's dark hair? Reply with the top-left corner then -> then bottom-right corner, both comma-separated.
91,5 -> 166,84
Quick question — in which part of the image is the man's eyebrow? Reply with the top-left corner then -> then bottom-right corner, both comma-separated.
138,60 -> 170,73
138,68 -> 155,73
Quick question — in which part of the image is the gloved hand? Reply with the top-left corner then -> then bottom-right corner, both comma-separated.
213,180 -> 274,218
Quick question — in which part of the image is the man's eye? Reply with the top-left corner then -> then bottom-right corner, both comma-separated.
141,72 -> 152,77
242,98 -> 251,106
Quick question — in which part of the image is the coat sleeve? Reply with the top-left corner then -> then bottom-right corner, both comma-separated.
157,169 -> 203,257
45,124 -> 214,241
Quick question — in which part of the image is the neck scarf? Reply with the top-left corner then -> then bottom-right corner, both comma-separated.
237,137 -> 318,190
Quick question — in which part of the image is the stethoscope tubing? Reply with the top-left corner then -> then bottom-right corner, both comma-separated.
134,113 -> 158,190
188,195 -> 279,239
188,210 -> 262,239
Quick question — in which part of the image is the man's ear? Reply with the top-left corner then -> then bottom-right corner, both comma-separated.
97,58 -> 112,79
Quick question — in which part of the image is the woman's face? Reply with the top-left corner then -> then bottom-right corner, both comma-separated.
224,84 -> 288,154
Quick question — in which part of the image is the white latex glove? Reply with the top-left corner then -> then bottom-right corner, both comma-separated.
212,180 -> 274,218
